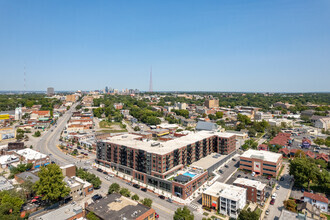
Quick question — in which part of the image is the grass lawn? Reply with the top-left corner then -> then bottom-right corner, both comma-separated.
99,121 -> 122,128
97,129 -> 127,133
255,208 -> 262,218
322,213 -> 330,220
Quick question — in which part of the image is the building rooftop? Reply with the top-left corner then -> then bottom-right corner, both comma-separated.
16,148 -> 48,160
64,177 -> 82,188
0,176 -> 14,191
101,131 -> 235,155
203,182 -> 246,201
33,203 -> 83,220
191,153 -> 226,170
86,193 -> 154,220
0,154 -> 19,165
279,209 -> 313,220
233,178 -> 266,191
240,149 -> 282,163
16,171 -> 40,183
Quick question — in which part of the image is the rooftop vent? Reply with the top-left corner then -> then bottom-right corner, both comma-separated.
151,142 -> 160,147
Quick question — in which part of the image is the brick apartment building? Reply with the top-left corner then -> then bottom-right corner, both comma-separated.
204,99 -> 219,108
96,131 -> 236,199
233,178 -> 266,203
240,149 -> 282,177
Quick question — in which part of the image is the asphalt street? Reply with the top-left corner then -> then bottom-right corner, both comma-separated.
34,104 -> 204,220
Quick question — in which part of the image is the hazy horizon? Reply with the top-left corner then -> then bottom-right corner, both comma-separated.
1,1 -> 330,92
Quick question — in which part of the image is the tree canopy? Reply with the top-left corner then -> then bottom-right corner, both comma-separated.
173,206 -> 194,220
33,164 -> 70,202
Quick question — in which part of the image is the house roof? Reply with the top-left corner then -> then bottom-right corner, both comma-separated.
278,148 -> 289,155
31,110 -> 50,116
305,151 -> 315,159
304,192 -> 328,204
297,202 -> 320,216
195,121 -> 217,131
316,153 -> 329,162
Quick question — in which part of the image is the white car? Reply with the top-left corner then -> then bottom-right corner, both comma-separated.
251,172 -> 255,177
108,174 -> 114,177
272,193 -> 277,199
266,209 -> 270,215
105,176 -> 111,181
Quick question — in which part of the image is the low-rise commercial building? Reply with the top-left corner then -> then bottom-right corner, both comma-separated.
233,178 -> 266,203
86,193 -> 155,220
240,149 -> 282,177
32,203 -> 84,220
0,176 -> 14,191
202,182 -> 246,219
15,149 -> 50,169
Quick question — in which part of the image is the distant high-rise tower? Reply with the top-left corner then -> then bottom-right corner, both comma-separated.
47,87 -> 55,96
149,67 -> 153,92
105,86 -> 109,93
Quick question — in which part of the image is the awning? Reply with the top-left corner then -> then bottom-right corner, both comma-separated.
44,163 -> 50,166
34,165 -> 40,168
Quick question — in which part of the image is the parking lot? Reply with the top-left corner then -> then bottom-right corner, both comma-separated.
216,156 -> 240,183
226,169 -> 274,200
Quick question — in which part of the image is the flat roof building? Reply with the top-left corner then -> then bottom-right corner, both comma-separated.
96,131 -> 236,199
240,149 -> 282,177
202,182 -> 246,219
86,193 -> 155,220
0,176 -> 14,191
233,178 -> 266,203
32,203 -> 84,220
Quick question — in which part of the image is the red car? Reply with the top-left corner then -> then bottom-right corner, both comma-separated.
267,176 -> 271,180
270,198 -> 275,205
155,213 -> 159,218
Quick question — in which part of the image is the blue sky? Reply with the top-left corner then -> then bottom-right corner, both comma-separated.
0,0 -> 329,92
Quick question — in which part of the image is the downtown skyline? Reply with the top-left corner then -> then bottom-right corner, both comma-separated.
0,0 -> 330,92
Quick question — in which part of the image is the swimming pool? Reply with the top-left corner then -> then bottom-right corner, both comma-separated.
183,172 -> 196,178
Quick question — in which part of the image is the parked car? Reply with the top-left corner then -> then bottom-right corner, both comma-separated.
219,170 -> 223,174
103,171 -> 108,175
141,188 -> 147,192
126,182 -> 132,186
224,164 -> 229,168
270,198 -> 275,205
92,194 -> 102,201
77,146 -> 82,149
232,158 -> 236,161
96,168 -> 103,172
266,209 -> 270,215
272,193 -> 277,199
301,188 -> 305,193
84,153 -> 88,156
251,172 -> 255,177
265,192 -> 270,198
167,198 -> 173,203
155,213 -> 159,218
237,174 -> 241,178
276,185 -> 280,190
133,184 -> 140,189
159,195 -> 165,200
280,177 -> 284,181
108,174 -> 114,177
267,176 -> 271,180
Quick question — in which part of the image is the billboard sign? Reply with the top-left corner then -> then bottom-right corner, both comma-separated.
0,114 -> 10,120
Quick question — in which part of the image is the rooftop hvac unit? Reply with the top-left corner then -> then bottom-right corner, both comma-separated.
151,142 -> 160,147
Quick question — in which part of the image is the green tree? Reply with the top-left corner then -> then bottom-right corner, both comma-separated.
314,138 -> 325,147
119,188 -> 131,197
238,208 -> 259,220
241,139 -> 258,151
33,131 -> 41,137
134,126 -> 140,131
141,198 -> 153,208
174,206 -> 194,220
216,111 -> 224,119
108,183 -> 120,194
86,211 -> 100,220
131,194 -> 139,201
283,199 -> 297,212
0,190 -> 25,219
289,158 -> 318,190
33,164 -> 70,203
